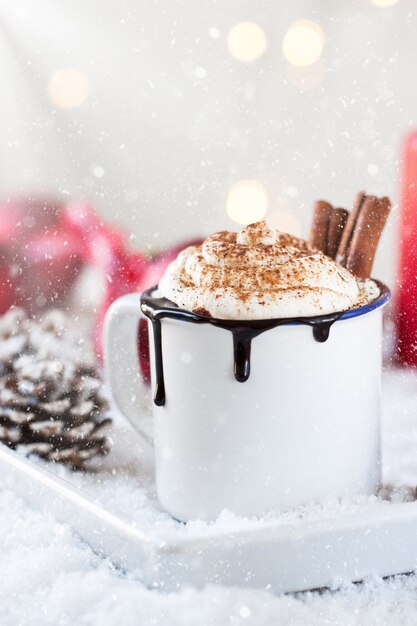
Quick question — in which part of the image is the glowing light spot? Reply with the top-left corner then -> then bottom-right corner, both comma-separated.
48,68 -> 89,110
369,0 -> 399,6
367,163 -> 379,176
181,351 -> 193,364
266,211 -> 301,236
239,606 -> 251,618
286,186 -> 298,198
282,20 -> 325,68
161,446 -> 173,460
227,22 -> 267,62
209,27 -> 221,39
92,165 -> 105,178
195,67 -> 207,79
226,180 -> 268,225
287,60 -> 325,91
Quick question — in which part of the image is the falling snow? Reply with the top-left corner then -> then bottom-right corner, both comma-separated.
0,0 -> 415,622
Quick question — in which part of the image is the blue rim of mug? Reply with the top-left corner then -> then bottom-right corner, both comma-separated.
334,279 -> 390,323
146,279 -> 390,325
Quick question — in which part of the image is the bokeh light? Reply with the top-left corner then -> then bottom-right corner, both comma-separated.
48,68 -> 89,110
226,180 -> 268,225
266,210 -> 301,236
282,20 -> 325,68
227,22 -> 267,62
369,0 -> 399,6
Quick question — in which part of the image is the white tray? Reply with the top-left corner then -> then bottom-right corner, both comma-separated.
1,369 -> 417,593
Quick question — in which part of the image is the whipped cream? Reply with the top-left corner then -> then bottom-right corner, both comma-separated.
158,221 -> 380,319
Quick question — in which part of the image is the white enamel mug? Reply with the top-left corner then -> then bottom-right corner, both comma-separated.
105,283 -> 390,522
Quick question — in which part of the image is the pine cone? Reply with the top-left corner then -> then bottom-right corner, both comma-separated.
0,308 -> 112,470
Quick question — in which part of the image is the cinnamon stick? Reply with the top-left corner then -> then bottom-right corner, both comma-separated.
336,191 -> 366,266
345,196 -> 391,279
327,208 -> 349,259
309,200 -> 333,254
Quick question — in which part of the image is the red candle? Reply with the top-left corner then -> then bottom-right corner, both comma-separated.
397,130 -> 417,366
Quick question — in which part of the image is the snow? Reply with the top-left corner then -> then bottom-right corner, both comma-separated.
1,367 -> 417,624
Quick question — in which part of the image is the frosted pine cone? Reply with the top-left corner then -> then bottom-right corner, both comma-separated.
0,308 -> 111,470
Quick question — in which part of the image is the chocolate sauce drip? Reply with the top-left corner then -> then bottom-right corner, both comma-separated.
140,287 -> 346,406
151,318 -> 165,406
312,322 -> 332,342
233,331 -> 253,382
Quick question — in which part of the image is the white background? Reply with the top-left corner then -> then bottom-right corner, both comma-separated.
0,0 -> 415,285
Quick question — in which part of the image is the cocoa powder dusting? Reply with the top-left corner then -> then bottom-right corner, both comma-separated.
192,307 -> 212,318
159,219 -> 368,319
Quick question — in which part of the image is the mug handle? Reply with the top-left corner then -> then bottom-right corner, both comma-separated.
104,293 -> 154,444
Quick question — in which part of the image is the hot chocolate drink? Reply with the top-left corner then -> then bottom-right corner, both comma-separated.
141,192 -> 391,407
106,191 -> 392,520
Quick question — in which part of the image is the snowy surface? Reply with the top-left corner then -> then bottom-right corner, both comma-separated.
2,368 -> 417,625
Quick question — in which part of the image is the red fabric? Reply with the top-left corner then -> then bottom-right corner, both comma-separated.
0,197 -> 82,313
